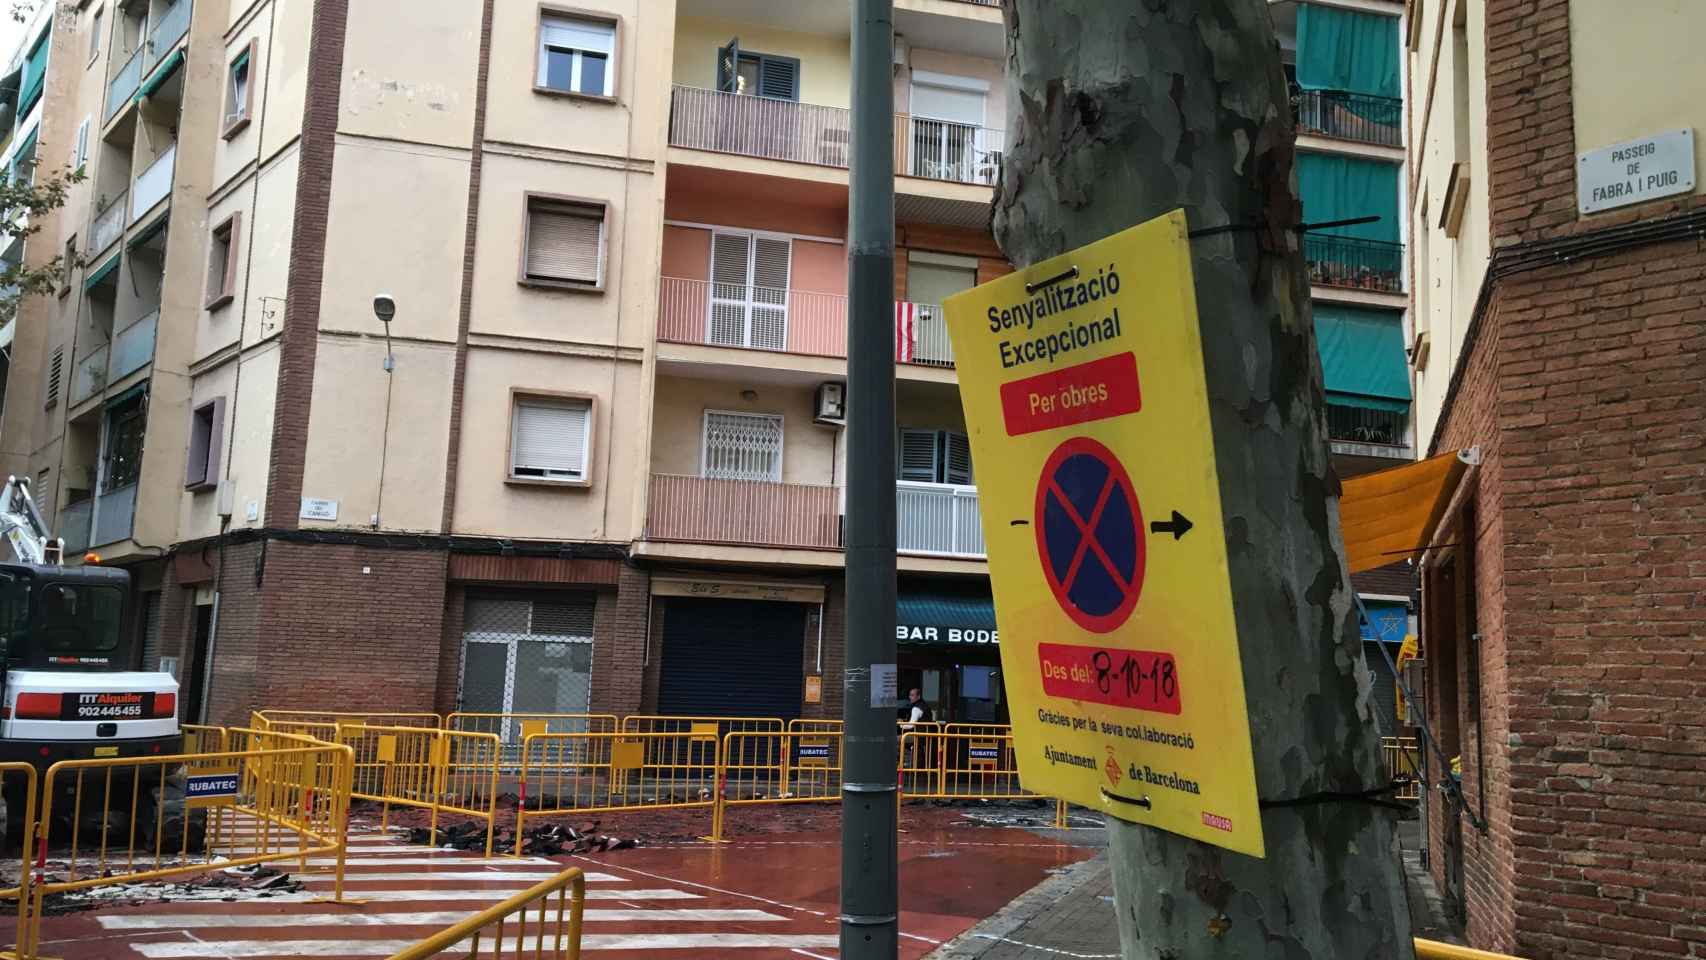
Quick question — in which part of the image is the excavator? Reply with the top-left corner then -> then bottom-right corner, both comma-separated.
0,476 -> 184,844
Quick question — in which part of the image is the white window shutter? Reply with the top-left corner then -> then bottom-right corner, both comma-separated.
526,202 -> 603,285
511,398 -> 590,480
711,232 -> 752,287
899,429 -> 939,483
541,16 -> 614,56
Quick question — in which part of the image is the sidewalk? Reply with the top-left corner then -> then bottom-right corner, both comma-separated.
930,817 -> 1462,959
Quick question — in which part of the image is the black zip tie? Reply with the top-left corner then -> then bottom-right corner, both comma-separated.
1100,787 -> 1152,808
1259,780 -> 1411,813
1186,214 -> 1383,240
1025,266 -> 1079,293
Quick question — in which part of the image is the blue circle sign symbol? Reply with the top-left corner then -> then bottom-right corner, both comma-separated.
1034,437 -> 1146,633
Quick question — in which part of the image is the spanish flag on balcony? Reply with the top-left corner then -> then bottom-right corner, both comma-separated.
895,302 -> 917,363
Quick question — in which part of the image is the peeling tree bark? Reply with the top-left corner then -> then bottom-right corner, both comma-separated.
994,3 -> 1414,956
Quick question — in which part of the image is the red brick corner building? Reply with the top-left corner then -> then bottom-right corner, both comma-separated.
1407,0 -> 1705,955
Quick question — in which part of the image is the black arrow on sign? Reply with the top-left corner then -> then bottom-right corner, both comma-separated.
1150,511 -> 1193,540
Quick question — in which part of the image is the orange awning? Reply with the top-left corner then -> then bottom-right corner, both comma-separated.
1339,451 -> 1471,574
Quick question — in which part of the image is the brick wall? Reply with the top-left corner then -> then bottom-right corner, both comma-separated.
434,584 -> 466,716
588,564 -> 648,716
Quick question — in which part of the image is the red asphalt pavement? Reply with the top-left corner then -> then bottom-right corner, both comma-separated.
11,815 -> 1091,959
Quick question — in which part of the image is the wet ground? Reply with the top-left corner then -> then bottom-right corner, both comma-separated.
8,803 -> 1099,959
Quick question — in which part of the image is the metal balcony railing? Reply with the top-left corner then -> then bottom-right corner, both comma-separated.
72,346 -> 109,405
142,0 -> 191,74
92,481 -> 137,547
648,474 -> 843,550
896,481 -> 984,558
1327,402 -> 1408,448
648,474 -> 987,559
105,46 -> 143,121
109,309 -> 158,382
88,191 -> 127,255
1304,234 -> 1404,294
657,278 -> 958,367
59,498 -> 93,555
1290,86 -> 1403,148
668,86 -> 1003,188
131,143 -> 176,221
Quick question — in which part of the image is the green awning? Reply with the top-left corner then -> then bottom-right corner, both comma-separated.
897,590 -> 998,647
83,253 -> 120,290
1296,3 -> 1400,99
1298,153 -> 1400,243
1315,306 -> 1410,403
16,29 -> 47,117
127,213 -> 169,250
137,50 -> 185,101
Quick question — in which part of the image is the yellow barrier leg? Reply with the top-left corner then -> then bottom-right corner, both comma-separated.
1055,798 -> 1067,829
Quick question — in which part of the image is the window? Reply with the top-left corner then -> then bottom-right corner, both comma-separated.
37,583 -> 123,653
222,41 -> 255,138
521,195 -> 605,289
33,468 -> 51,523
716,40 -> 798,100
899,429 -> 973,485
73,116 -> 90,169
509,394 -> 592,484
88,6 -> 103,62
44,346 -> 62,408
60,235 -> 77,297
537,12 -> 615,98
709,231 -> 789,349
703,411 -> 783,482
101,390 -> 147,492
205,211 -> 240,309
905,251 -> 977,307
184,397 -> 224,490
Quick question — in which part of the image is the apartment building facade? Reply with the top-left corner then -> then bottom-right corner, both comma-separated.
1407,0 -> 1704,954
0,0 -> 1420,740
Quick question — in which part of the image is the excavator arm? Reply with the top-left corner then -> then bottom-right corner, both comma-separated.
0,476 -> 62,567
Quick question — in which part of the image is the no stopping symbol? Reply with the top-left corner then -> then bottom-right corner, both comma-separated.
1035,437 -> 1145,632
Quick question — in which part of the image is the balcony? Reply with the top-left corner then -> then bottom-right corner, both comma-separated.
1305,235 -> 1404,295
896,481 -> 984,558
648,475 -> 988,559
106,47 -> 143,121
1327,403 -> 1408,450
91,482 -> 137,547
1291,87 -> 1402,149
648,474 -> 842,550
658,278 -> 956,367
88,191 -> 128,255
110,310 -> 157,382
59,498 -> 93,555
142,0 -> 190,74
131,144 -> 175,222
667,86 -> 1003,189
72,346 -> 110,405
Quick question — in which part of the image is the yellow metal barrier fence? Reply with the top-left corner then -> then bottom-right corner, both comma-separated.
383,867 -> 586,960
181,724 -> 227,755
1415,939 -> 1527,960
516,732 -> 721,851
900,731 -> 1033,802
340,724 -> 501,856
447,713 -> 620,767
20,732 -> 352,958
1383,736 -> 1422,801
0,763 -> 38,959
257,710 -> 441,729
710,730 -> 842,841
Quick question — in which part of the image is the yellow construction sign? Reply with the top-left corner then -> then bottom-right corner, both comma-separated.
942,210 -> 1264,857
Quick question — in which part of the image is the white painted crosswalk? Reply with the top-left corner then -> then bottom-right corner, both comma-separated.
62,818 -> 848,959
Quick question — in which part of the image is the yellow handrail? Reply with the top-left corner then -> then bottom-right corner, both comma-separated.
382,867 -> 586,960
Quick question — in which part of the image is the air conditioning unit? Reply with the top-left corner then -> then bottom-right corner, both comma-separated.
814,382 -> 846,425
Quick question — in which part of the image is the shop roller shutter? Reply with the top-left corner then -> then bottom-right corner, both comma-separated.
658,597 -> 804,721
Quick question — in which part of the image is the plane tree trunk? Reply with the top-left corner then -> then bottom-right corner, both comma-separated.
994,2 -> 1415,956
